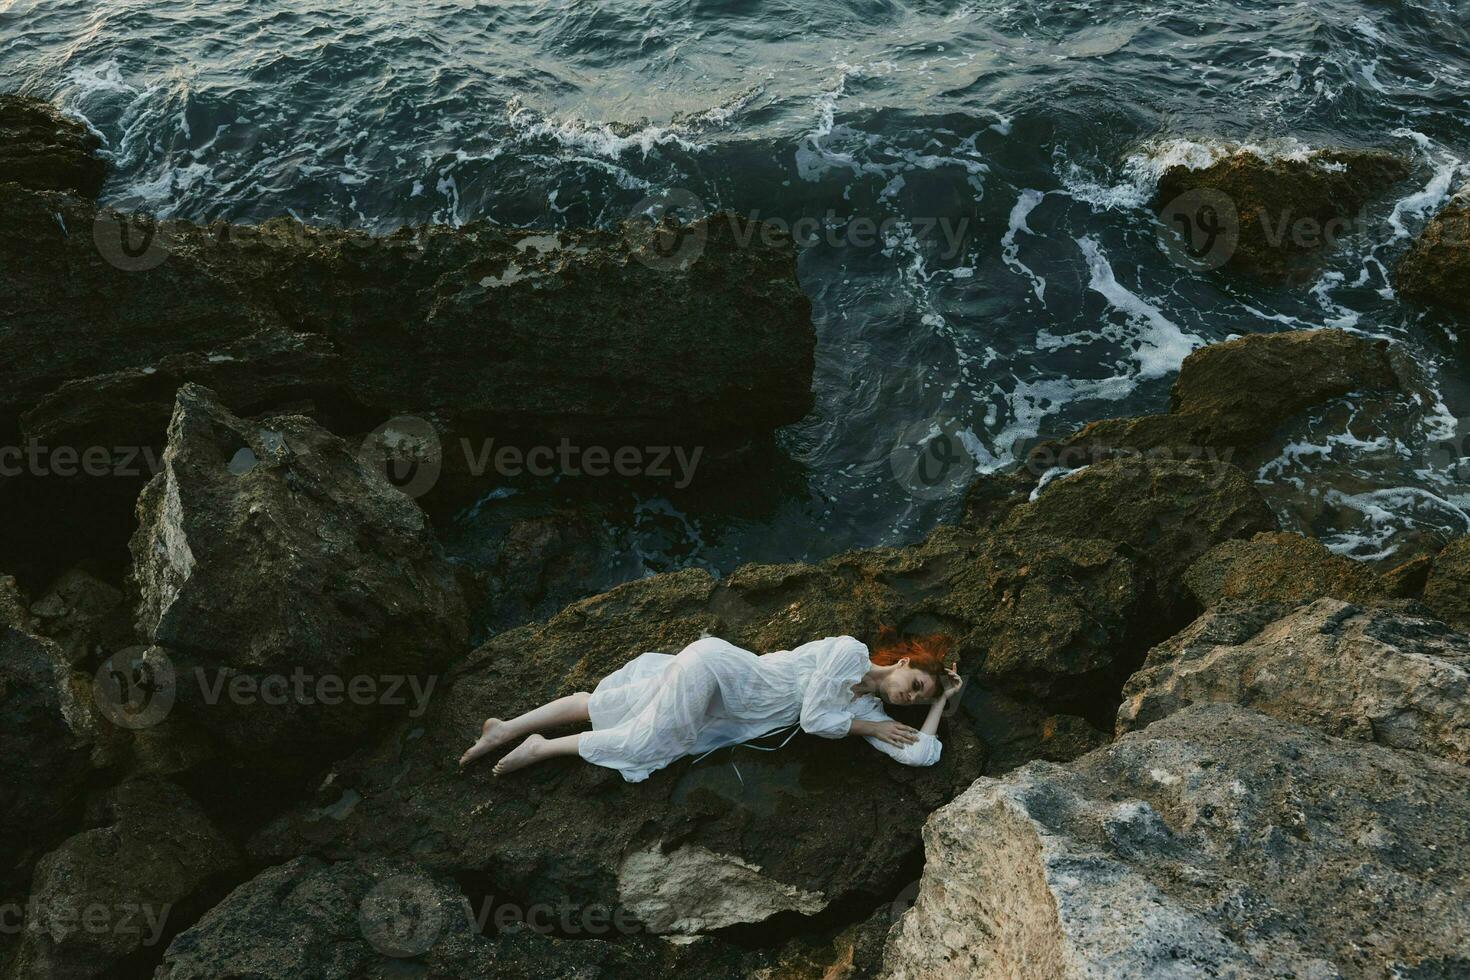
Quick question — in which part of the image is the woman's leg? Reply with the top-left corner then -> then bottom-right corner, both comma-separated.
459,692 -> 591,766
492,733 -> 582,776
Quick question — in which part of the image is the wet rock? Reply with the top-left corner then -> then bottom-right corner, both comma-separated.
156,856 -> 759,980
9,779 -> 240,980
0,95 -> 107,198
1154,147 -> 1410,279
1423,536 -> 1470,630
883,702 -> 1470,979
128,385 -> 469,776
1394,187 -> 1470,318
1118,598 -> 1470,764
0,625 -> 89,896
1050,328 -> 1395,464
1183,530 -> 1388,607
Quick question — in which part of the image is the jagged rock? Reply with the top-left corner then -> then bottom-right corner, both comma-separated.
0,574 -> 29,630
156,856 -> 760,980
1394,187 -> 1470,317
1154,148 -> 1410,279
0,626 -> 89,896
0,96 -> 107,198
1050,329 -> 1395,463
883,702 -> 1470,979
965,687 -> 1111,776
1183,530 -> 1388,608
9,779 -> 240,980
1118,598 -> 1470,764
1423,536 -> 1470,630
974,456 -> 1277,633
128,385 -> 469,776
180,213 -> 816,446
20,330 -> 356,464
971,329 -> 1401,510
26,565 -> 133,667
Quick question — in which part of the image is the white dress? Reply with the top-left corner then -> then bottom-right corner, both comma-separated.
577,634 -> 943,783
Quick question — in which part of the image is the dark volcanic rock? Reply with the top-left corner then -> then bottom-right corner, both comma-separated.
9,779 -> 241,980
1394,188 -> 1470,318
1154,147 -> 1410,279
128,385 -> 469,775
0,625 -> 89,896
1183,531 -> 1389,608
0,95 -> 107,198
883,702 -> 1470,979
1423,536 -> 1470,630
1118,598 -> 1470,764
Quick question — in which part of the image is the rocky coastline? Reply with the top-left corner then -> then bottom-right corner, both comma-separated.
3,93 -> 1469,979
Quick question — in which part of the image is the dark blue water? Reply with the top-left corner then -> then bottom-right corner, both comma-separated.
4,0 -> 1469,580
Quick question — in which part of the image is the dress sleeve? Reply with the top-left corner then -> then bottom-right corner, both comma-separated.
798,636 -> 868,739
849,695 -> 943,767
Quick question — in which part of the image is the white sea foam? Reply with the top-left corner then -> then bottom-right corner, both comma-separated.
1001,188 -> 1047,303
1076,236 -> 1201,378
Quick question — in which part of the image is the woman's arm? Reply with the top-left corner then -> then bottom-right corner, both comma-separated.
851,668 -> 964,766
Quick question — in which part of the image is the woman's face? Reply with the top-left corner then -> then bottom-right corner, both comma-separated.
879,662 -> 938,705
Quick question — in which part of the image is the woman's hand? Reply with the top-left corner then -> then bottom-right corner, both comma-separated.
939,667 -> 965,701
870,720 -> 920,747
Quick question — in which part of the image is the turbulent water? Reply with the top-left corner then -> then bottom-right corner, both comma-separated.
5,0 -> 1470,582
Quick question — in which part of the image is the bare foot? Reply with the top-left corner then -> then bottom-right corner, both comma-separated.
492,734 -> 546,777
459,718 -> 514,767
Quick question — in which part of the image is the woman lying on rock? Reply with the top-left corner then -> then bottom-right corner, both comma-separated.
458,631 -> 963,780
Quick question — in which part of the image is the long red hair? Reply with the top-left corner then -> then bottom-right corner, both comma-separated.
869,626 -> 952,677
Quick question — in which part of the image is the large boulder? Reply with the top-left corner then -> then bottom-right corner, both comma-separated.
128,385 -> 470,776
1118,598 -> 1470,764
249,556 -> 990,937
0,625 -> 90,896
0,95 -> 107,198
974,456 -> 1277,634
247,454 -> 1277,937
1182,531 -> 1390,608
1049,329 -> 1395,465
1423,536 -> 1470,630
155,856 -> 758,980
971,329 -> 1401,511
1154,147 -> 1410,279
8,779 -> 241,980
1394,187 -> 1470,318
882,702 -> 1470,979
